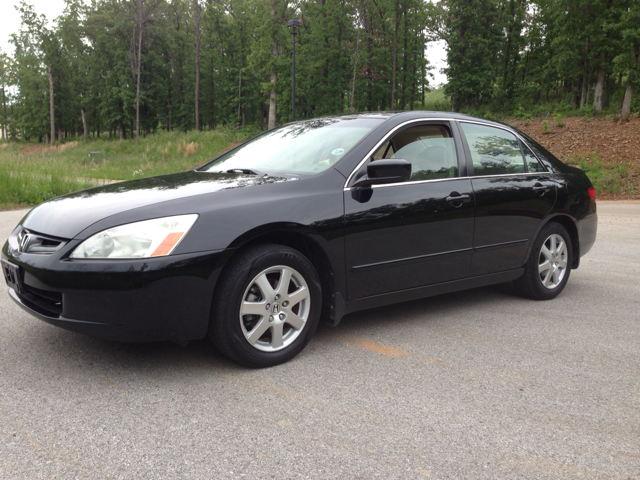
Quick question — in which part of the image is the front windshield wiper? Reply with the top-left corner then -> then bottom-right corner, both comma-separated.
225,168 -> 266,176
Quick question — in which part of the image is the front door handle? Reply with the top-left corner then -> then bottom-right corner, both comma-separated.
445,192 -> 471,207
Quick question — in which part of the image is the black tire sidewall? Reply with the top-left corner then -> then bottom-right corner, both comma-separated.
212,245 -> 322,368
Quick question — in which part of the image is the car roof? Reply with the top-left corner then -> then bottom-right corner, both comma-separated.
303,110 -> 510,130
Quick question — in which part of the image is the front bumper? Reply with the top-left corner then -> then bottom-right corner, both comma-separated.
2,245 -> 230,342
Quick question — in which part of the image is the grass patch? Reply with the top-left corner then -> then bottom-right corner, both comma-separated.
565,152 -> 636,196
0,127 -> 252,208
0,168 -> 95,209
417,88 -> 452,111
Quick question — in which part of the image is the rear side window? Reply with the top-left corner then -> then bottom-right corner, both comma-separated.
522,142 -> 546,172
460,123 -> 525,176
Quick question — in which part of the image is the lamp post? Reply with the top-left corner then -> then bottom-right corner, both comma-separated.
287,19 -> 302,122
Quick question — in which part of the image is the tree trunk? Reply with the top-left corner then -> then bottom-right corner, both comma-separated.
580,38 -> 590,108
593,52 -> 606,112
502,0 -> 515,94
400,6 -> 407,110
1,73 -> 6,141
390,2 -> 399,110
267,0 -> 279,130
268,64 -> 277,129
119,124 -> 124,141
47,62 -> 55,147
210,49 -> 215,130
135,0 -> 143,141
194,0 -> 201,131
238,69 -> 242,124
81,108 -> 89,140
170,56 -> 186,108
603,75 -> 612,108
621,78 -> 634,122
350,26 -> 360,113
621,44 -> 639,122
570,79 -> 580,108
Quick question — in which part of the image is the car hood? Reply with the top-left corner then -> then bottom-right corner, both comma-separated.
20,171 -> 290,239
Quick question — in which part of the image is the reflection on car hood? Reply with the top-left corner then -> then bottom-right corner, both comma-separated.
21,171 -> 290,239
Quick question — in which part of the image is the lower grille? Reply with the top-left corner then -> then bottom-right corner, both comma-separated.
20,285 -> 63,317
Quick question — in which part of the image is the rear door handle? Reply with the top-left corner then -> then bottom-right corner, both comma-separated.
445,192 -> 471,206
533,183 -> 550,195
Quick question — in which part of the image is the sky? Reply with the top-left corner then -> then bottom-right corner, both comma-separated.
1,0 -> 68,55
1,0 -> 448,87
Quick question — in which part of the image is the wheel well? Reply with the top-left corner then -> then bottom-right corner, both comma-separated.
228,231 -> 336,321
545,216 -> 580,269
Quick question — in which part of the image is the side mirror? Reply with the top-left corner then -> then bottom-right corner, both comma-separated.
351,159 -> 411,188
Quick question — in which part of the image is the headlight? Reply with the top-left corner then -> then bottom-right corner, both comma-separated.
70,214 -> 199,259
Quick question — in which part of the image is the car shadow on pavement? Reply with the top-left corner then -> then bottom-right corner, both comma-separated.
14,281 -> 525,375
315,281 -> 520,336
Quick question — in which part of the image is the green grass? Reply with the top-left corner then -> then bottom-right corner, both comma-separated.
417,88 -> 452,111
0,127 -> 252,208
565,152 -> 637,197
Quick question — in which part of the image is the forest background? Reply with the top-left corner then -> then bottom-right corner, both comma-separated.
0,0 -> 639,206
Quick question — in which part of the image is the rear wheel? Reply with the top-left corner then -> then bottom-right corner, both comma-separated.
514,223 -> 573,300
209,243 -> 322,367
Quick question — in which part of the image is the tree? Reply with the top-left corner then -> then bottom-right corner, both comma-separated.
0,52 -> 9,141
10,1 -> 53,142
441,0 -> 501,112
268,0 -> 288,129
613,0 -> 640,121
194,0 -> 202,131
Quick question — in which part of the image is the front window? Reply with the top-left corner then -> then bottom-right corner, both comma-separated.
370,124 -> 458,180
199,117 -> 384,177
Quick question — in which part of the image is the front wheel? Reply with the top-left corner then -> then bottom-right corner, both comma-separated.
209,244 -> 322,368
514,223 -> 573,300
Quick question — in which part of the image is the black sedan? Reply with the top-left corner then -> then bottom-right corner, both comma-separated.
2,112 -> 597,367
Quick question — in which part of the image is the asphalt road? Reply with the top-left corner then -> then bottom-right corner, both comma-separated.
1,204 -> 638,479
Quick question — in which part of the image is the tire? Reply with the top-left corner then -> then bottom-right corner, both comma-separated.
209,243 -> 322,368
514,222 -> 573,300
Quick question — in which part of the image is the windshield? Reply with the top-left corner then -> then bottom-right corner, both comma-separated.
199,117 -> 384,176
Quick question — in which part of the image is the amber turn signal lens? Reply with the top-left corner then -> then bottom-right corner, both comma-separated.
151,232 -> 185,257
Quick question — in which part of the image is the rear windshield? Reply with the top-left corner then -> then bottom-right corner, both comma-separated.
199,117 -> 384,176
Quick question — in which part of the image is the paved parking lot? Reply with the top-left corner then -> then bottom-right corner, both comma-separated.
1,204 -> 639,479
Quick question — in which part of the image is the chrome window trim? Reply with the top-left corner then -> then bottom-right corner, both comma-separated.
343,117 -> 549,191
467,172 -> 551,180
342,171 -> 551,192
343,176 -> 467,192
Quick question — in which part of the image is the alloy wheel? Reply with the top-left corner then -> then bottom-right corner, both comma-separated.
538,233 -> 568,289
239,265 -> 311,352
